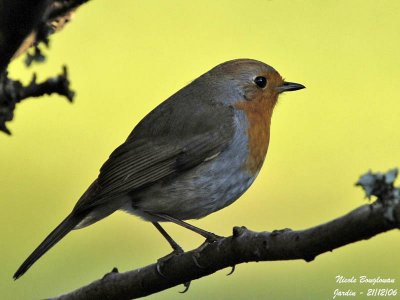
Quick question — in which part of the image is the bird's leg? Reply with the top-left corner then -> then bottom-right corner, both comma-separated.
152,222 -> 184,254
154,213 -> 223,243
152,214 -> 223,274
152,222 -> 186,280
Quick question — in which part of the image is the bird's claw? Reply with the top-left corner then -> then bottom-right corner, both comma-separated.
156,249 -> 184,278
179,281 -> 191,293
156,262 -> 167,279
189,233 -> 224,269
226,265 -> 236,276
156,248 -> 192,293
196,234 -> 223,252
192,252 -> 206,269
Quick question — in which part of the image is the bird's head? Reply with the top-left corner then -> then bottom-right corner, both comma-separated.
206,58 -> 305,109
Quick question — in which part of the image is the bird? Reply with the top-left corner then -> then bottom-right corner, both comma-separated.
14,58 -> 305,279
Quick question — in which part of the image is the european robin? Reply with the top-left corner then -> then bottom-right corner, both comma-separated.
14,58 -> 304,279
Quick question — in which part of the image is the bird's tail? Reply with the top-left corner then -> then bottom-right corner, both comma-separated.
13,213 -> 83,280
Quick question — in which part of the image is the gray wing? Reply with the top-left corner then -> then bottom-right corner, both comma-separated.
73,101 -> 235,212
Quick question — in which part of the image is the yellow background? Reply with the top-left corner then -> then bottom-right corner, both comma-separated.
2,1 -> 400,299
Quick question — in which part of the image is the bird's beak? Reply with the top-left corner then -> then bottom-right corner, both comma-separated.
276,81 -> 305,93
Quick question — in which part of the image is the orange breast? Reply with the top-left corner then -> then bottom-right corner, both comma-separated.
235,97 -> 274,175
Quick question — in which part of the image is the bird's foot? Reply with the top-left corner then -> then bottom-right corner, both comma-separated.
156,247 -> 184,278
197,232 -> 223,252
191,233 -> 224,269
156,247 -> 191,293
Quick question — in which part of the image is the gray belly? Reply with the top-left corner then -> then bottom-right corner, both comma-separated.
125,157 -> 256,221
123,110 -> 257,221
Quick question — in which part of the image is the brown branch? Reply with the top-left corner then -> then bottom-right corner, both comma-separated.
50,197 -> 400,299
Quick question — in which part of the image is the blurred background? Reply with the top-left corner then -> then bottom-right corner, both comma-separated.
2,0 -> 400,299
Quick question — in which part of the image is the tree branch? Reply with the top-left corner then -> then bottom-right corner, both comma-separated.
0,66 -> 74,134
50,170 -> 400,300
0,0 -> 51,73
0,0 -> 90,134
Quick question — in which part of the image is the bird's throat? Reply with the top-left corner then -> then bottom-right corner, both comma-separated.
235,99 -> 273,175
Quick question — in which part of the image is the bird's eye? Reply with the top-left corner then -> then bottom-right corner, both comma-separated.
254,76 -> 267,88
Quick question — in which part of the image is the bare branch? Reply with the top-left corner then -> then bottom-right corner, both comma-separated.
0,66 -> 74,134
0,0 -> 51,73
51,192 -> 400,299
0,0 -> 90,134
